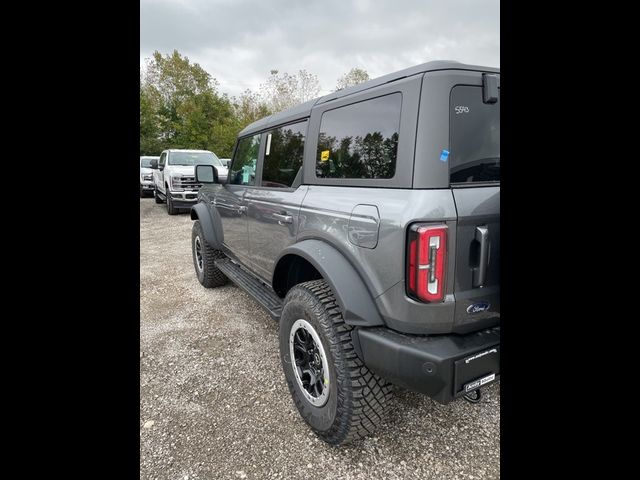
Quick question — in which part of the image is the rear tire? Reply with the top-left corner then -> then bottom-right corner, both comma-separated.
279,280 -> 393,446
192,221 -> 228,288
154,186 -> 163,204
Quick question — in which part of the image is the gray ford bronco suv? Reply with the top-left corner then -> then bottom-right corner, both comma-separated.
190,61 -> 500,445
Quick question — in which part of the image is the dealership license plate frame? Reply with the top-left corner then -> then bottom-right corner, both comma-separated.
453,345 -> 500,396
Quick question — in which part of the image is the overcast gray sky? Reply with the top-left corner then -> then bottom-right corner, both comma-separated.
140,0 -> 499,98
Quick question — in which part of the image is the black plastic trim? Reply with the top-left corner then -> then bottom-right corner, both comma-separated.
190,202 -> 222,249
356,325 -> 500,404
274,240 -> 384,327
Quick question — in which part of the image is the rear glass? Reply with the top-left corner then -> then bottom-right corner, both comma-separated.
450,85 -> 500,184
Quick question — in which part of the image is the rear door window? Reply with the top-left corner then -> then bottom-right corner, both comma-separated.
449,85 -> 500,184
315,93 -> 401,179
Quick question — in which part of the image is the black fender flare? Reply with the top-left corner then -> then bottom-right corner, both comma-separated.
190,202 -> 223,249
274,240 -> 384,327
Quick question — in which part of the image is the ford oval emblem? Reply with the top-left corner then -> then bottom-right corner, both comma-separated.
467,302 -> 490,314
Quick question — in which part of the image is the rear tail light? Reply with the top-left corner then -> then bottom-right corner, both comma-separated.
407,224 -> 448,302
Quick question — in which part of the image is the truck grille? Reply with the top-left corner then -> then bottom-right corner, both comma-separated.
174,176 -> 202,190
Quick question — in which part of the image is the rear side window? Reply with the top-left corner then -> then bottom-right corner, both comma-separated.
450,85 -> 500,184
316,93 -> 401,179
262,121 -> 307,188
230,134 -> 260,186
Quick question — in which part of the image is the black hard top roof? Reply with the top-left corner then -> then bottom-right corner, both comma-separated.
238,60 -> 499,136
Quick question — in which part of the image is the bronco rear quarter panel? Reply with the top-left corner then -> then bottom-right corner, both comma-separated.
297,187 -> 459,333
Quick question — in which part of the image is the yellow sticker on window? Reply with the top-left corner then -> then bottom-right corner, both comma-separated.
320,150 -> 330,162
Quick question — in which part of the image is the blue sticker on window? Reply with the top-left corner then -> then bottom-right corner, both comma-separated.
440,149 -> 449,162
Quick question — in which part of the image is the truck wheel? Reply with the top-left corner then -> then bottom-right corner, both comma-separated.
279,280 -> 392,446
192,221 -> 228,288
166,190 -> 177,215
154,186 -> 163,204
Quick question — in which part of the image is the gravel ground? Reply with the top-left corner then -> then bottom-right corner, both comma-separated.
140,197 -> 500,480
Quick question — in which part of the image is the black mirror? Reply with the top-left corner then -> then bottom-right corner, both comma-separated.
150,159 -> 158,169
196,164 -> 218,184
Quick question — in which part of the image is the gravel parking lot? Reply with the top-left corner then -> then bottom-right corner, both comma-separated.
140,197 -> 500,480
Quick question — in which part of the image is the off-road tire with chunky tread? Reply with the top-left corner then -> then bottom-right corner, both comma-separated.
279,279 -> 393,446
192,220 -> 228,288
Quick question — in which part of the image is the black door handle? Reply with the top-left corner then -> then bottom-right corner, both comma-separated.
473,226 -> 489,288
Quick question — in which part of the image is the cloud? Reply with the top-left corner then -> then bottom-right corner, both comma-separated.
140,0 -> 499,97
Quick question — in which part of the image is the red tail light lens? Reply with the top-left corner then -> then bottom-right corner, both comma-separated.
407,224 -> 448,302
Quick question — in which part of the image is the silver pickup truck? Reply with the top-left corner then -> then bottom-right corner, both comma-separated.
140,156 -> 159,197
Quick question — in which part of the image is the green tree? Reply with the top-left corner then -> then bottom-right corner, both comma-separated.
140,84 -> 163,155
144,50 -> 213,104
141,50 -> 343,157
140,50 -> 239,157
335,67 -> 370,91
232,89 -> 272,127
260,69 -> 321,113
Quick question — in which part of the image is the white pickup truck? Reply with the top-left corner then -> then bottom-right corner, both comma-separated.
140,156 -> 159,197
150,149 -> 228,215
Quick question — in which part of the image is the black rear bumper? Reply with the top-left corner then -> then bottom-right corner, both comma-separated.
355,326 -> 500,404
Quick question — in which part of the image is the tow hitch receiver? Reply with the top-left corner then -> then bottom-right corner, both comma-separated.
463,389 -> 482,403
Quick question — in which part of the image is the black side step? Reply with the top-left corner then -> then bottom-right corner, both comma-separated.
215,258 -> 283,319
